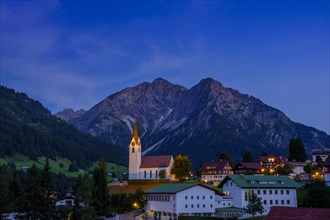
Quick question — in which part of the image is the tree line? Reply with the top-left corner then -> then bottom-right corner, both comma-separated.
0,86 -> 127,169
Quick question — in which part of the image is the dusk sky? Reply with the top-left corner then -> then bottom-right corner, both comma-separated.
1,1 -> 329,134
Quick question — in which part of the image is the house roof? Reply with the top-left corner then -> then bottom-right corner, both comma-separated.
259,156 -> 287,162
265,206 -> 330,220
218,175 -> 301,189
140,155 -> 172,168
145,183 -> 217,194
235,162 -> 262,170
200,161 -> 230,171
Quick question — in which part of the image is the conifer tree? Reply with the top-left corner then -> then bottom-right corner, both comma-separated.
243,151 -> 254,162
92,157 -> 111,216
288,138 -> 307,162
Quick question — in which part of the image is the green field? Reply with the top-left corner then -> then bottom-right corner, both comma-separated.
0,154 -> 127,178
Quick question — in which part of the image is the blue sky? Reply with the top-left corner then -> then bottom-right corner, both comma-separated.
1,0 -> 329,134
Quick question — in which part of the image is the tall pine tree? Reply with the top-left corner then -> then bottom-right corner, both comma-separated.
92,157 -> 111,216
288,138 -> 307,162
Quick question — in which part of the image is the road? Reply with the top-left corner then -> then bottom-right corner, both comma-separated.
109,209 -> 140,220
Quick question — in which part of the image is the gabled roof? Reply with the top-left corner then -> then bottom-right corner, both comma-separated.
218,175 -> 301,189
265,206 -> 330,220
259,156 -> 287,162
145,183 -> 217,194
140,155 -> 172,168
200,161 -> 231,171
235,162 -> 262,170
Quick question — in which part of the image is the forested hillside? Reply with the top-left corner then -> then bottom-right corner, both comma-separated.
0,86 -> 127,169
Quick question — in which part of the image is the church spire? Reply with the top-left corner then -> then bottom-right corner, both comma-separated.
133,120 -> 139,143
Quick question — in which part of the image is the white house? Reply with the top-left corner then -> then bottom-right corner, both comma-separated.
200,160 -> 233,185
286,161 -> 307,179
55,193 -> 75,208
312,149 -> 330,163
219,175 -> 301,217
145,183 -> 219,219
129,121 -> 174,180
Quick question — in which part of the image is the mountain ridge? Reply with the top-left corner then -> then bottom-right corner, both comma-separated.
0,86 -> 127,169
56,78 -> 329,169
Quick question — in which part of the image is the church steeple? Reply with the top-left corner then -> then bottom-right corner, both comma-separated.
129,119 -> 141,179
133,120 -> 139,143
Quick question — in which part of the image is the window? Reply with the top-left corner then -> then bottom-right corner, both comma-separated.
287,200 -> 290,205
191,204 -> 194,208
185,196 -> 187,200
132,147 -> 135,153
263,190 -> 267,194
218,201 -> 220,204
203,196 -> 205,199
185,204 -> 188,208
264,200 -> 267,205
275,190 -> 278,195
257,190 -> 260,195
203,204 -> 205,208
269,190 -> 272,195
210,204 -> 213,208
197,196 -> 199,199
281,190 -> 284,195
275,200 -> 278,205
281,200 -> 284,205
210,196 -> 213,199
150,170 -> 152,178
270,200 -> 273,205
197,204 -> 199,208
191,196 -> 194,199
156,170 -> 158,178
144,171 -> 146,178
245,191 -> 248,201
286,190 -> 290,195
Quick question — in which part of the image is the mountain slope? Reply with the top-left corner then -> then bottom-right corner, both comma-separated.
0,86 -> 127,169
66,78 -> 329,169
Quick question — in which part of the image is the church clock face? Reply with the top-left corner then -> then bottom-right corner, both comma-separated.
131,142 -> 135,146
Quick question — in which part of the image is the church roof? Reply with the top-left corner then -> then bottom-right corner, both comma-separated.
140,155 -> 172,168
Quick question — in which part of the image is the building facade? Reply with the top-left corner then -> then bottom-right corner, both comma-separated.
129,121 -> 174,180
145,183 -> 219,219
219,175 -> 300,216
200,161 -> 233,185
259,156 -> 287,171
234,162 -> 262,174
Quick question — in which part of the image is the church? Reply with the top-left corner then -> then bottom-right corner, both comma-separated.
129,121 -> 175,180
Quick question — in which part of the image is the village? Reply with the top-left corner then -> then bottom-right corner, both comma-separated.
54,121 -> 330,220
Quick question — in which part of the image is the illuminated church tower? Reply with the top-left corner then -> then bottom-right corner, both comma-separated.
128,120 -> 142,179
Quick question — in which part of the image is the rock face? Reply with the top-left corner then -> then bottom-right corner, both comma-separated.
67,78 -> 330,169
56,108 -> 86,122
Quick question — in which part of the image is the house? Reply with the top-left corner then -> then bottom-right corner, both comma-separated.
286,161 -> 307,179
324,160 -> 330,186
233,162 -> 262,174
214,195 -> 244,218
312,149 -> 330,163
145,183 -> 218,219
200,160 -> 233,185
55,192 -> 75,208
259,156 -> 287,171
129,121 -> 174,180
265,206 -> 330,220
219,175 -> 300,216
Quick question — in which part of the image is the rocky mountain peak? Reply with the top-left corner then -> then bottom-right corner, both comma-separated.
66,78 -> 329,169
55,108 -> 86,122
